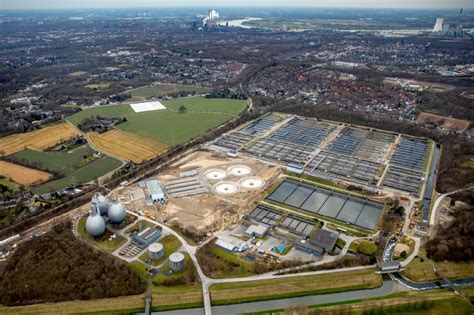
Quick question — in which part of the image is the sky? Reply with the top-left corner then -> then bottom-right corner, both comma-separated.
1,0 -> 472,10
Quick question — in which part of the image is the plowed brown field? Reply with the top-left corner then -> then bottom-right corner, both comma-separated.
0,161 -> 53,186
87,129 -> 167,163
0,123 -> 80,156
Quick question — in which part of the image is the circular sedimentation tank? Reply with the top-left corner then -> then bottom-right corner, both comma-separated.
169,252 -> 186,271
204,169 -> 227,181
85,211 -> 106,237
108,202 -> 126,224
240,177 -> 265,190
148,242 -> 164,260
213,181 -> 239,195
227,165 -> 252,177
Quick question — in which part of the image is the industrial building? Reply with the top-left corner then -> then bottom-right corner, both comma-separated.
169,252 -> 186,271
244,224 -> 269,238
146,179 -> 166,204
294,229 -> 338,256
215,237 -> 237,251
131,225 -> 162,248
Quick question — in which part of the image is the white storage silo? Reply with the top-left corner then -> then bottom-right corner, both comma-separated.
169,252 -> 185,271
148,243 -> 164,260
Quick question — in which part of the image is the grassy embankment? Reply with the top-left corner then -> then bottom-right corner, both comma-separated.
210,268 -> 382,305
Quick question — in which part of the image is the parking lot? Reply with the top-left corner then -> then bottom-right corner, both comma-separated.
119,242 -> 142,258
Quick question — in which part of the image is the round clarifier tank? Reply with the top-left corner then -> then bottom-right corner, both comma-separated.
148,242 -> 164,260
213,181 -> 239,195
85,211 -> 106,237
240,177 -> 265,190
227,165 -> 252,177
204,169 -> 227,181
169,252 -> 186,271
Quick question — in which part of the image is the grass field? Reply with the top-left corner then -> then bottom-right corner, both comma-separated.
210,269 -> 382,305
0,160 -> 53,186
67,97 -> 246,146
11,144 -> 122,194
68,71 -> 87,77
164,97 -> 245,116
0,177 -> 19,188
130,84 -> 208,98
401,256 -> 474,282
0,123 -> 80,156
139,235 -> 182,266
85,82 -> 110,90
87,129 -> 168,163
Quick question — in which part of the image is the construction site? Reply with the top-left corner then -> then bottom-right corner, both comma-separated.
108,150 -> 280,236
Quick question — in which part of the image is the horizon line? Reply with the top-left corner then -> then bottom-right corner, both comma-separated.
0,6 -> 470,11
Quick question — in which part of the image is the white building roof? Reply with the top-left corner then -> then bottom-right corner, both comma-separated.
215,238 -> 236,251
130,101 -> 166,113
245,224 -> 268,236
146,179 -> 164,196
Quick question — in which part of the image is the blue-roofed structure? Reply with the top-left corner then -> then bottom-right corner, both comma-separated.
131,225 -> 162,249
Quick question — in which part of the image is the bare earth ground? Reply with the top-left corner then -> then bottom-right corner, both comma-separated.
0,160 -> 53,186
87,129 -> 168,163
110,150 -> 281,234
0,123 -> 80,156
417,112 -> 470,132
383,77 -> 456,93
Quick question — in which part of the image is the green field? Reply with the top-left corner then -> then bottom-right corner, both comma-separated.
67,97 -> 247,146
210,269 -> 382,305
0,177 -> 19,188
139,235 -> 182,266
85,82 -> 110,90
10,144 -> 122,194
130,84 -> 208,98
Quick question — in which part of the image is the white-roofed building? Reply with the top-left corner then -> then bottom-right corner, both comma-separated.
245,224 -> 269,238
215,237 -> 237,251
146,179 -> 166,203
130,101 -> 166,113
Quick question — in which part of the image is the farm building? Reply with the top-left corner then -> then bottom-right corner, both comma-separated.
146,179 -> 166,204
131,225 -> 162,249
